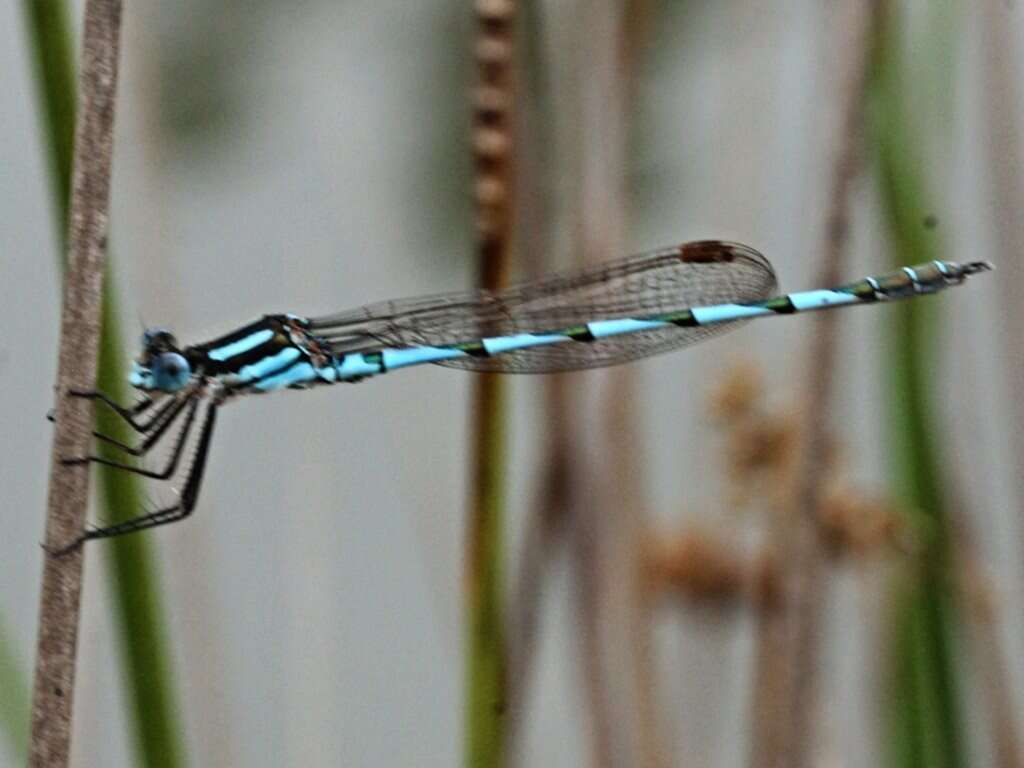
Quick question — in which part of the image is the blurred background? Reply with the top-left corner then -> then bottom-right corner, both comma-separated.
2,0 -> 1022,766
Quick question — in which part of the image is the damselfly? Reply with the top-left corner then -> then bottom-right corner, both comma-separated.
52,241 -> 991,555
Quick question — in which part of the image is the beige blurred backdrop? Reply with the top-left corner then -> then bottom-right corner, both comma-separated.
1,1 -> 1021,766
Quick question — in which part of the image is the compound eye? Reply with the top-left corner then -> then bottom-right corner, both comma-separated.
150,352 -> 192,392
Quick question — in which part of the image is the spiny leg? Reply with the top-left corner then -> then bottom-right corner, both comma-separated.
67,389 -> 178,433
84,394 -> 193,457
47,392 -> 154,426
62,396 -> 201,480
48,402 -> 219,556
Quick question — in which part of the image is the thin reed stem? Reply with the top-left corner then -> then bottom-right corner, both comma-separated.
22,0 -> 77,226
871,3 -> 966,766
946,487 -> 1023,768
29,2 -> 123,766
22,2 -> 186,764
972,4 -> 1024,763
466,1 -> 517,765
749,3 -> 884,767
978,0 -> 1024,627
570,1 -> 652,765
503,2 -> 566,761
0,614 -> 29,761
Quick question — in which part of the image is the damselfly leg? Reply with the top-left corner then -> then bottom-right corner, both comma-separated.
85,395 -> 193,455
46,391 -> 155,426
68,389 -> 174,433
61,395 -> 201,481
48,401 -> 219,556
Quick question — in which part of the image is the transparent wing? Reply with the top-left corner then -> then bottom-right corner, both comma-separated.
307,240 -> 777,373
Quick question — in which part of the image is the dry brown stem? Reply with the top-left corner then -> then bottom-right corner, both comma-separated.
947,479 -> 1023,768
966,5 -> 1024,764
29,1 -> 124,766
748,4 -> 885,767
569,2 -> 659,764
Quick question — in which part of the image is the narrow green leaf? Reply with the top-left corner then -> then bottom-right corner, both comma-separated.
465,376 -> 508,768
22,0 -> 77,225
0,613 -> 29,761
94,289 -> 188,768
870,4 -> 964,768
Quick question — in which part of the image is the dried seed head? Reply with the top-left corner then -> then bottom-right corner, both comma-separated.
817,491 -> 905,558
475,0 -> 515,24
643,528 -> 747,606
709,361 -> 763,423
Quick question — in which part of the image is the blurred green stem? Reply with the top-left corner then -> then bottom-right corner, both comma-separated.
23,0 -> 76,224
0,614 -> 29,761
466,376 -> 508,768
871,4 -> 963,768
466,0 -> 517,763
22,2 -> 186,766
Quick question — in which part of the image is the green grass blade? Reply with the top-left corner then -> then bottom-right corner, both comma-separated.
0,613 -> 30,761
22,0 -> 77,225
465,376 -> 508,768
95,289 -> 188,768
22,2 -> 187,765
464,1 -> 517,764
870,4 -> 964,768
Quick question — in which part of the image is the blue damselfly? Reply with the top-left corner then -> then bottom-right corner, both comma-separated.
53,241 -> 990,554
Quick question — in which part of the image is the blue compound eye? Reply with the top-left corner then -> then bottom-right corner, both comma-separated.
151,352 -> 191,392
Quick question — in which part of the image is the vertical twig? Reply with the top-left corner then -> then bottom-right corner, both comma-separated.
973,4 -> 1024,763
748,3 -> 883,767
22,2 -> 186,764
505,7 -> 658,765
621,8 -> 661,762
503,5 -> 572,750
29,1 -> 124,766
505,400 -> 572,765
467,0 -> 517,765
873,3 -> 967,765
979,0 -> 1024,620
0,613 -> 29,760
21,0 -> 77,227
570,1 -> 653,766
947,491 -> 1023,768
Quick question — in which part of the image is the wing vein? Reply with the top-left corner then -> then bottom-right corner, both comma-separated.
307,241 -> 777,373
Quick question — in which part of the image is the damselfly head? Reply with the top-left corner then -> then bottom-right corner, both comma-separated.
141,327 -> 178,353
130,327 -> 192,392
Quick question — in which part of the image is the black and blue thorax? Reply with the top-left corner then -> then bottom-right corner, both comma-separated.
186,314 -> 344,393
